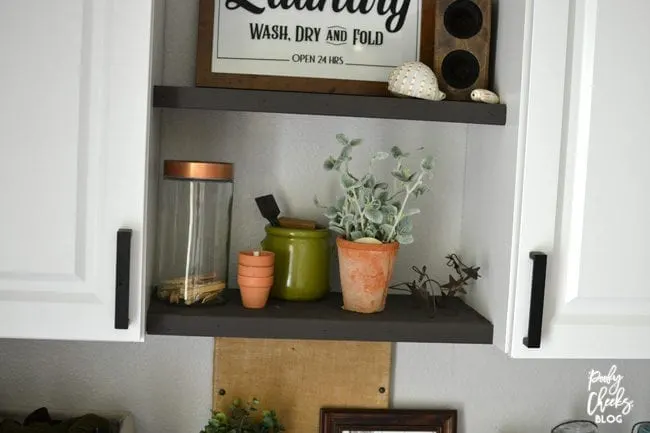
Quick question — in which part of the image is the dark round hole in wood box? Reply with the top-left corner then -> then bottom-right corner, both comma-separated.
444,0 -> 483,39
441,50 -> 480,89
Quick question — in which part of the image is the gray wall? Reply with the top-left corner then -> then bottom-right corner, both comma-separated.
1,3 -> 649,433
1,338 -> 649,433
159,108 -> 467,288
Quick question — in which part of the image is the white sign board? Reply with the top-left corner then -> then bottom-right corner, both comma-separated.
211,0 -> 421,82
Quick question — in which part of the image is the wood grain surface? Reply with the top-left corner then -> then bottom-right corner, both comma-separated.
433,0 -> 491,100
213,338 -> 391,432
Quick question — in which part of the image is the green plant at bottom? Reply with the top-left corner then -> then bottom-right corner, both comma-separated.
201,398 -> 284,433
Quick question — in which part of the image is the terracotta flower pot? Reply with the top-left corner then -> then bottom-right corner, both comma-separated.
237,275 -> 274,308
336,238 -> 399,313
238,264 -> 274,278
237,251 -> 275,309
239,250 -> 275,267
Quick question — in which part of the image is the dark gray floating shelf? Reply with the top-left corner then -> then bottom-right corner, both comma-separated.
147,292 -> 493,344
153,86 -> 506,125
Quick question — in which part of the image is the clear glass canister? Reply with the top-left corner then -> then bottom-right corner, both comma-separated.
155,160 -> 233,305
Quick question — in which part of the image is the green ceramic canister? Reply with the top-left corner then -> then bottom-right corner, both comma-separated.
261,225 -> 330,300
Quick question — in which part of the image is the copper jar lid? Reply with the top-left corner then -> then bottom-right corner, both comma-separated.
164,160 -> 233,181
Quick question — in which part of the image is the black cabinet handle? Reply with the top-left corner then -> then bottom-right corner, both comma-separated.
523,251 -> 547,348
115,229 -> 132,330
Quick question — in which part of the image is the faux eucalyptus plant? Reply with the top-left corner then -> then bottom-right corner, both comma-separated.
315,134 -> 433,244
201,398 -> 284,433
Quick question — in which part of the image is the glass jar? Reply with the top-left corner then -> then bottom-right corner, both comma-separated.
155,160 -> 233,305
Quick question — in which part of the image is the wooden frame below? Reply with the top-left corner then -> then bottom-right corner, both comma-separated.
320,409 -> 457,433
196,0 -> 435,95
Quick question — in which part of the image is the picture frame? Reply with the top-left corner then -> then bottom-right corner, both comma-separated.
320,409 -> 457,433
195,0 -> 435,95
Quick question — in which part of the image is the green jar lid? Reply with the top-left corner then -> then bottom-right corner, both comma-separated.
265,225 -> 329,239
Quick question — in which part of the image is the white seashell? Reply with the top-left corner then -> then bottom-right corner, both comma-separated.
388,61 -> 446,102
470,89 -> 500,104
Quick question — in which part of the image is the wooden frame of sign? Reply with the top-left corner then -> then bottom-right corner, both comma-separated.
196,0 -> 435,95
320,408 -> 457,433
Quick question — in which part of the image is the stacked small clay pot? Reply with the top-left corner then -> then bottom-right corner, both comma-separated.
237,250 -> 275,309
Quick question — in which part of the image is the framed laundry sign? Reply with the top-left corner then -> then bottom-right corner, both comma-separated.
195,0 -> 434,95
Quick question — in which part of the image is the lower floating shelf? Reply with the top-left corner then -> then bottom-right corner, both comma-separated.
146,292 -> 493,344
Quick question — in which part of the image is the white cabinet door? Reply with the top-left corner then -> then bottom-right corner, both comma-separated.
510,0 -> 650,358
0,1 -> 154,341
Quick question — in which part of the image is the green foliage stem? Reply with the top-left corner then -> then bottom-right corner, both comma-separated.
390,254 -> 481,316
